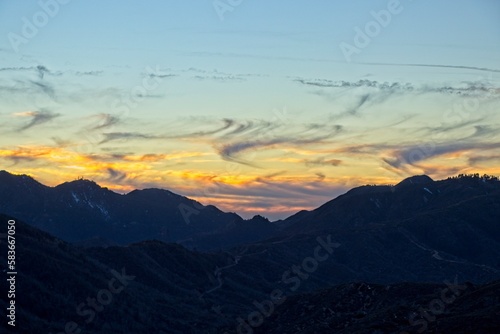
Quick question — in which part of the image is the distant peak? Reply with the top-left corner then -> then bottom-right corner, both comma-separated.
0,170 -> 32,179
70,178 -> 98,185
56,178 -> 102,190
396,175 -> 434,187
0,170 -> 39,184
250,214 -> 270,222
128,188 -> 176,197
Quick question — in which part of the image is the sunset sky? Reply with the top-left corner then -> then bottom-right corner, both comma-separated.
0,0 -> 499,219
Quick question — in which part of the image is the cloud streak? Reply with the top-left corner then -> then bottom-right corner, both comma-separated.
91,114 -> 121,130
216,124 -> 343,164
99,132 -> 162,143
359,62 -> 500,73
384,142 -> 500,169
15,110 -> 60,131
295,78 -> 498,97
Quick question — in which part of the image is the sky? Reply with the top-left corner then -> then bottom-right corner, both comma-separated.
0,0 -> 499,220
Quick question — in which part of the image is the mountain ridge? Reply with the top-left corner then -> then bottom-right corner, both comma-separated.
1,172 -> 500,332
0,170 -> 278,250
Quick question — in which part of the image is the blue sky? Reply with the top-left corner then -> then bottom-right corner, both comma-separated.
0,0 -> 499,219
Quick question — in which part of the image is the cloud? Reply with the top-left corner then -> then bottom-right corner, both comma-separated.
0,146 -> 58,165
178,174 -> 354,220
28,80 -> 56,98
164,117 -> 282,142
465,125 -> 500,140
0,66 -> 33,72
137,154 -> 167,162
418,81 -> 498,96
315,172 -> 326,181
343,93 -> 370,117
0,65 -> 106,78
304,157 -> 342,167
182,68 -> 256,82
4,155 -> 37,165
51,136 -> 73,147
170,118 -> 236,138
296,78 -> 498,97
35,65 -> 50,79
74,70 -> 103,76
0,65 -> 60,79
468,154 -> 500,166
294,78 -> 414,91
359,62 -> 500,74
384,142 -> 500,168
193,75 -> 245,82
216,124 -> 343,164
147,73 -> 176,79
14,110 -> 61,131
422,118 -> 485,136
99,132 -> 161,143
0,79 -> 56,99
106,168 -> 127,182
91,113 -> 121,130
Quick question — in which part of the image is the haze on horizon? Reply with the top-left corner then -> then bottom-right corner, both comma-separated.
0,0 -> 499,220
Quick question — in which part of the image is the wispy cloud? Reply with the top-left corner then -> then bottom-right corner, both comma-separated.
294,78 -> 414,91
106,167 -> 127,182
0,79 -> 58,99
14,110 -> 60,131
74,70 -> 103,76
0,65 -> 104,78
304,157 -> 342,167
214,122 -> 343,164
28,80 -> 56,98
422,118 -> 486,136
469,154 -> 500,166
0,65 -> 57,79
359,62 -> 500,74
295,78 -> 498,97
384,142 -> 500,169
90,113 -> 121,130
99,132 -> 161,143
147,73 -> 176,79
176,173 -> 354,220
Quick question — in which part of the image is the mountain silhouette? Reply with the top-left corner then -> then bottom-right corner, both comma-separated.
0,170 -> 276,250
1,171 -> 499,332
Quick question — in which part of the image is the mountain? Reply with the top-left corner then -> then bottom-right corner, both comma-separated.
1,171 -> 500,285
1,173 -> 500,332
201,173 -> 500,294
0,213 -> 279,333
1,212 -> 499,333
280,174 -> 500,235
0,170 -> 277,250
253,280 -> 500,333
